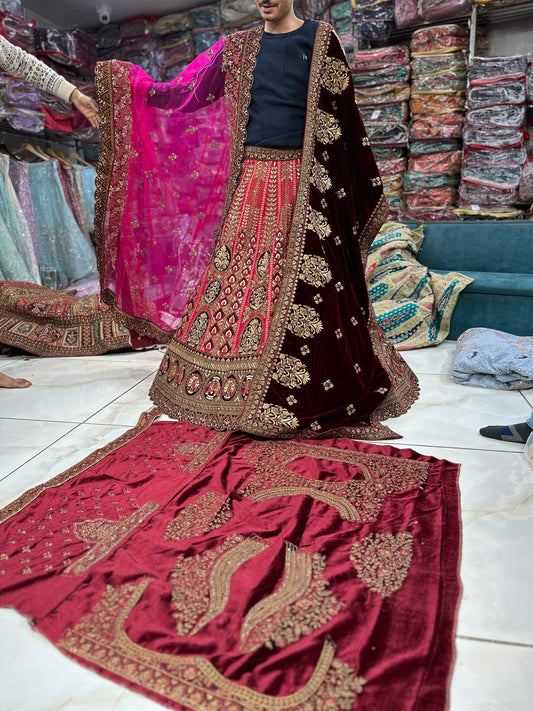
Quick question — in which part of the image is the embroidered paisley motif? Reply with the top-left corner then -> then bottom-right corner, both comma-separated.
239,316 -> 264,355
321,57 -> 350,94
249,284 -> 267,310
299,254 -> 332,287
256,250 -> 270,279
204,279 -> 222,304
187,311 -> 210,347
316,109 -> 342,144
287,304 -> 323,339
260,403 -> 299,429
350,532 -> 414,597
272,354 -> 311,389
307,208 -> 332,241
213,244 -> 232,272
310,157 -> 332,193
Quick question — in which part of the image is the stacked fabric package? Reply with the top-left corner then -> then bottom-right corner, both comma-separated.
191,4 -> 221,57
330,1 -> 355,52
153,12 -> 194,80
457,55 -> 528,219
121,17 -> 158,79
350,45 -> 410,217
353,1 -> 395,45
395,0 -> 472,29
518,62 -> 533,214
404,24 -> 470,221
92,23 -> 122,62
0,9 -> 34,51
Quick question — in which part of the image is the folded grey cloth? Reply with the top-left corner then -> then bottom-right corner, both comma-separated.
452,328 -> 533,390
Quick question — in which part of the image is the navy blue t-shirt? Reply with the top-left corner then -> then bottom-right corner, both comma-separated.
245,19 -> 318,148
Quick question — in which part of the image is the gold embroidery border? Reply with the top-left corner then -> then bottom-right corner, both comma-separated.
0,408 -> 162,524
242,21 -> 332,436
59,577 -> 341,710
244,146 -> 302,161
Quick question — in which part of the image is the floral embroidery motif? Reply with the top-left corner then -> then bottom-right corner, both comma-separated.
322,379 -> 334,391
203,279 -> 222,305
165,492 -> 232,541
350,532 -> 414,597
249,285 -> 267,310
170,535 -> 267,636
63,502 -> 159,576
213,244 -> 232,272
260,403 -> 299,429
187,310 -> 210,347
321,57 -> 350,94
299,254 -> 332,288
239,316 -> 264,355
307,208 -> 332,241
272,354 -> 311,389
316,109 -> 342,144
58,579 -> 365,710
310,157 -> 332,193
287,304 -> 323,339
240,543 -> 343,653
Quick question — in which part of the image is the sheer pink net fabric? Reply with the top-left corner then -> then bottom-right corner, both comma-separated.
96,38 -> 230,339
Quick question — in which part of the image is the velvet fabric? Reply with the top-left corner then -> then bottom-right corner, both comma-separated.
0,413 -> 462,711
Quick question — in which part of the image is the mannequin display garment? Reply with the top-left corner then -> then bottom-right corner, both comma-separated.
96,21 -> 419,439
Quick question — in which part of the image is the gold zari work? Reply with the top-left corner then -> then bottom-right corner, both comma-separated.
307,208 -> 332,241
321,57 -> 350,94
165,491 -> 232,541
350,532 -> 414,597
260,403 -> 299,429
310,158 -> 332,193
287,304 -> 324,339
240,543 -> 343,653
299,254 -> 333,288
316,110 -> 342,144
272,354 -> 311,389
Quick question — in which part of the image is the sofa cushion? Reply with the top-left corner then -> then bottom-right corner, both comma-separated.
431,270 -> 533,296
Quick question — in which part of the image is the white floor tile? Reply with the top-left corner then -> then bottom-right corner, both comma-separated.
0,423 -> 130,509
86,376 -> 156,427
399,339 -> 457,375
450,637 -> 533,711
0,419 -> 76,479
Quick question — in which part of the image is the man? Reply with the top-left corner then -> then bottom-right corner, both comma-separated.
95,0 -> 418,439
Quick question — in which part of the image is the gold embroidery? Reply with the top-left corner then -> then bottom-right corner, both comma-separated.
335,329 -> 343,339
314,294 -> 323,304
336,188 -> 346,198
307,208 -> 332,241
244,146 -> 302,161
316,110 -> 342,144
171,535 -> 267,636
241,440 -> 429,522
322,379 -> 334,390
239,316 -> 264,355
165,492 -> 232,541
249,285 -> 267,309
321,57 -> 350,94
203,278 -> 222,304
256,250 -> 270,279
334,236 -> 342,246
58,579 -> 365,709
347,404 -> 356,415
213,244 -> 232,272
310,157 -> 332,193
187,310 -> 210,348
287,304 -> 323,339
272,354 -> 311,389
300,345 -> 310,356
350,532 -> 414,597
335,282 -> 344,291
371,176 -> 382,187
63,502 -> 159,576
310,421 -> 322,431
240,543 -> 343,653
287,395 -> 297,405
362,137 -> 370,146
260,403 -> 299,429
299,254 -> 332,287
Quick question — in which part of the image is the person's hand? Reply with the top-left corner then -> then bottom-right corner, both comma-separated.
70,88 -> 100,129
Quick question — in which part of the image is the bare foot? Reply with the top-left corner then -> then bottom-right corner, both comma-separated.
0,372 -> 32,388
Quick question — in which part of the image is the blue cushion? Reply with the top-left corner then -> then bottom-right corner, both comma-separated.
431,270 -> 533,297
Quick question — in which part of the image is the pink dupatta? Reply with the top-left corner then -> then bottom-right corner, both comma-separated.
95,39 -> 230,341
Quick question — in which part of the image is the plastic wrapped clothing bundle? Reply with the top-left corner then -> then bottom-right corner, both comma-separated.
220,0 -> 261,28
354,20 -> 394,42
0,11 -> 34,51
355,83 -> 410,105
192,5 -> 221,28
454,206 -> 524,219
406,187 -> 459,208
352,64 -> 410,87
411,73 -> 467,94
466,104 -> 526,128
410,113 -> 464,139
360,103 -> 409,122
467,81 -> 526,108
372,146 -> 406,161
193,30 -> 220,55
465,146 -> 527,166
349,45 -> 410,71
364,122 -> 409,146
410,139 -> 462,154
463,124 -> 525,148
403,172 -> 459,190
411,24 -> 469,55
419,0 -> 471,22
411,53 -> 467,77
459,181 -> 518,206
120,18 -> 153,39
7,107 -> 44,132
376,157 -> 407,175
3,75 -> 40,109
527,64 -> 533,103
381,173 -> 403,192
93,23 -> 122,52
518,159 -> 533,203
394,0 -> 423,28
155,34 -> 195,69
399,205 -> 456,221
408,150 -> 462,174
462,163 -> 523,189
469,55 -> 528,84
410,93 -> 465,116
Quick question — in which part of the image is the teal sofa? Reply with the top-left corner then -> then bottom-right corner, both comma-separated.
411,221 -> 533,340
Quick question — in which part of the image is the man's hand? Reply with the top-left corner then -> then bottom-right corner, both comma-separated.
70,88 -> 100,129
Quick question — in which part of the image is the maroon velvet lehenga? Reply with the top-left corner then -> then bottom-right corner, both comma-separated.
95,23 -> 419,439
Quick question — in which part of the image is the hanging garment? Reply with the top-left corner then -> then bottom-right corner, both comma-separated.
8,158 -> 41,264
57,161 -> 92,244
0,160 -> 34,282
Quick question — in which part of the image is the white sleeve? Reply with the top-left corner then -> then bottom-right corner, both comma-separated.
0,34 -> 77,103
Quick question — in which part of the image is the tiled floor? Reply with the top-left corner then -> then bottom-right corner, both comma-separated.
0,341 -> 532,710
